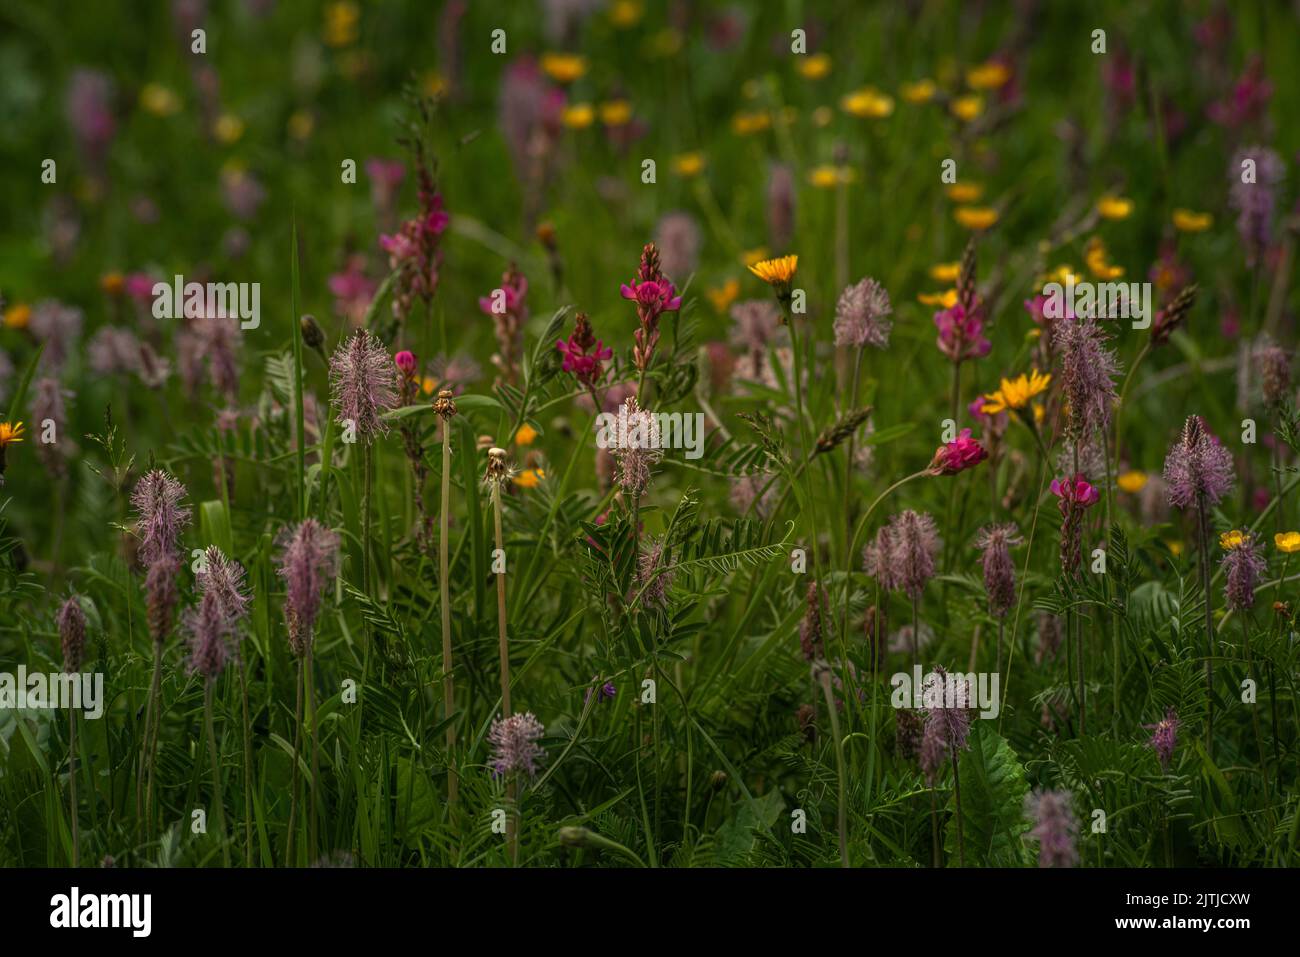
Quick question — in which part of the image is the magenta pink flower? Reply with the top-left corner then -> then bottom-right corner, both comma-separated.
1207,56 -> 1272,128
379,160 -> 448,320
1145,708 -> 1181,771
328,255 -> 377,326
556,313 -> 612,389
480,264 -> 530,386
928,428 -> 988,475
394,350 -> 417,378
1050,474 -> 1100,514
933,303 -> 991,363
623,243 -> 683,373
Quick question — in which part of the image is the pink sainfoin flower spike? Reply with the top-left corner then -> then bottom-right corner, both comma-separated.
479,264 -> 529,386
1026,790 -> 1079,868
556,313 -> 613,392
928,428 -> 988,475
1163,415 -> 1235,509
1229,146 -> 1285,268
488,712 -> 546,778
1051,474 -> 1099,578
131,469 -> 191,566
329,330 -> 399,443
276,519 -> 341,657
328,255 -> 378,327
379,156 -> 448,320
1145,708 -> 1181,771
622,242 -> 682,373
394,350 -> 418,379
933,303 -> 990,363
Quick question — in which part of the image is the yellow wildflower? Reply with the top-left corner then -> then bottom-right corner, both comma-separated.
981,370 -> 1052,415
515,424 -> 538,446
808,165 -> 853,189
900,79 -> 936,103
513,468 -> 545,489
741,247 -> 769,268
540,52 -> 586,84
797,53 -> 832,80
0,422 -> 23,446
945,182 -> 983,203
966,61 -> 1011,90
672,152 -> 705,177
707,279 -> 740,314
1085,236 -> 1124,280
929,262 -> 960,283
732,111 -> 771,135
599,100 -> 632,127
1172,208 -> 1213,232
100,272 -> 125,295
1097,194 -> 1133,220
950,95 -> 984,121
563,103 -> 596,129
140,83 -> 180,117
1220,529 -> 1246,551
954,206 -> 998,230
1117,471 -> 1148,494
918,290 -> 959,308
214,114 -> 245,144
609,0 -> 643,28
3,304 -> 31,330
840,87 -> 894,118
287,110 -> 315,140
748,255 -> 798,288
323,1 -> 359,47
1275,532 -> 1300,553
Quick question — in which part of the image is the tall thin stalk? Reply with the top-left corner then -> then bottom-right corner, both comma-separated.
816,664 -> 849,867
439,411 -> 457,806
1197,492 -> 1216,757
203,680 -> 231,867
68,707 -> 79,867
237,658 -> 253,866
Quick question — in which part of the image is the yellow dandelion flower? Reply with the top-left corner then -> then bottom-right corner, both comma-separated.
900,79 -> 936,104
421,376 -> 437,396
1275,531 -> 1300,553
563,103 -> 596,129
323,0 -> 359,47
748,255 -> 798,287
950,94 -> 984,121
840,87 -> 894,119
797,53 -> 831,80
513,467 -> 545,489
140,83 -> 180,117
918,289 -> 959,308
100,272 -> 125,295
1117,471 -> 1148,494
929,262 -> 960,283
707,279 -> 740,314
1097,194 -> 1133,220
1220,529 -> 1246,551
540,52 -> 587,84
945,182 -> 983,203
422,71 -> 447,99
1172,208 -> 1213,232
1167,540 -> 1184,558
966,61 -> 1011,90
955,206 -> 998,230
214,114 -> 245,144
514,423 -> 539,446
1045,264 -> 1082,286
598,99 -> 632,127
672,152 -> 705,178
609,0 -> 643,28
4,303 -> 31,330
808,165 -> 853,189
1032,402 -> 1045,425
0,422 -> 24,446
981,369 -> 1052,415
741,247 -> 770,267
732,111 -> 771,135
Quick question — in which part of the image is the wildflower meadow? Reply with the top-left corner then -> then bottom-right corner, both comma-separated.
1,0 -> 1299,906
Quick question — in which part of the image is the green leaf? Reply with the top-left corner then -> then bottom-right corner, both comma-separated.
6,343 -> 44,423
944,722 -> 1030,866
715,788 -> 785,866
199,500 -> 234,554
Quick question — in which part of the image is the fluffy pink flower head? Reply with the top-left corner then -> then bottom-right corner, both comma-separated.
1163,415 -> 1235,509
276,519 -> 341,657
186,588 -> 232,683
488,712 -> 546,778
976,523 -> 1022,619
1026,790 -> 1079,868
934,303 -> 991,363
199,545 -> 251,630
328,330 -> 400,443
328,255 -> 377,326
131,469 -> 191,566
928,428 -> 988,475
59,596 -> 87,673
883,510 -> 941,601
1222,533 -> 1267,612
1050,474 -> 1100,515
477,266 -> 529,318
833,277 -> 892,349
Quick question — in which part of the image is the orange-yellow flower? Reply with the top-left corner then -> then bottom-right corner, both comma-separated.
140,83 -> 180,117
1275,531 -> 1300,553
928,262 -> 960,283
562,103 -> 595,129
1097,194 -> 1133,220
540,52 -> 586,84
707,279 -> 740,314
1172,208 -> 1213,232
1117,471 -> 1148,494
797,53 -> 831,80
514,423 -> 539,446
0,422 -> 24,446
731,111 -> 771,135
950,95 -> 984,121
945,182 -> 983,203
981,369 -> 1051,415
672,152 -> 705,177
966,61 -> 1011,90
954,206 -> 998,230
323,1 -> 359,47
100,272 -> 126,295
918,289 -> 958,308
748,255 -> 798,287
599,100 -> 632,127
608,0 -> 643,28
1085,236 -> 1124,280
840,87 -> 894,118
808,165 -> 853,189
513,467 -> 545,489
3,304 -> 30,330
900,79 -> 937,103
1220,529 -> 1246,551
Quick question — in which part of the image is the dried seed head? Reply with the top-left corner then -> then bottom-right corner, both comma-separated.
58,596 -> 87,673
432,388 -> 458,419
